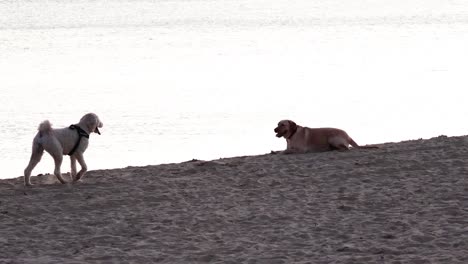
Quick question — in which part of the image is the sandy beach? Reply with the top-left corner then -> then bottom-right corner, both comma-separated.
1,135 -> 467,263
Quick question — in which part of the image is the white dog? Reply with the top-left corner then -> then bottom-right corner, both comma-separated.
24,113 -> 103,186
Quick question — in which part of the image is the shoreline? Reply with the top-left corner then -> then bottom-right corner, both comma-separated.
0,135 -> 445,183
1,135 -> 467,263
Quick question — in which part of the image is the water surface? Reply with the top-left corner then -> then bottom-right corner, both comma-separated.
1,0 -> 467,178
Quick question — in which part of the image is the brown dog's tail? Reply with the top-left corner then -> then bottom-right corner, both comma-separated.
348,137 -> 359,148
349,137 -> 379,149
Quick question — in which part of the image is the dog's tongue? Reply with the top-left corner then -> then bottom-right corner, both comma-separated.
95,127 -> 101,135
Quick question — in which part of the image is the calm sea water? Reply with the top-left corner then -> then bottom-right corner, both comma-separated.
1,0 -> 467,179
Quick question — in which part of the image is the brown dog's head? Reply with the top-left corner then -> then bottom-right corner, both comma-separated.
79,113 -> 103,135
274,120 -> 297,138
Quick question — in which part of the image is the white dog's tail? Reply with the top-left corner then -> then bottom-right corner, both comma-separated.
38,120 -> 53,136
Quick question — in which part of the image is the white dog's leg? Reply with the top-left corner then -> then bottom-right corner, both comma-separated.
74,153 -> 88,182
49,150 -> 66,184
24,143 -> 44,186
70,156 -> 77,181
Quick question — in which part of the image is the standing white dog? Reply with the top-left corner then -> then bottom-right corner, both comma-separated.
24,113 -> 103,186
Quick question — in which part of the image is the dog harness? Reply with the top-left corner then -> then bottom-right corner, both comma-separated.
68,125 -> 89,156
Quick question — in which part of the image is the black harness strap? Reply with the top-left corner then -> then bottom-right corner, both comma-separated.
68,125 -> 89,156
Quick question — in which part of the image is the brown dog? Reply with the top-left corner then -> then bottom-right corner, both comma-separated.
274,120 -> 375,154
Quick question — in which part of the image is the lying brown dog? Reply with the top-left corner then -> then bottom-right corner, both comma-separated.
274,119 -> 376,154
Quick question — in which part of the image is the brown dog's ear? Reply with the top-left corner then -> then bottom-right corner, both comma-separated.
288,120 -> 297,130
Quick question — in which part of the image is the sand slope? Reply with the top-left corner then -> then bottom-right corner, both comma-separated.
1,135 -> 467,263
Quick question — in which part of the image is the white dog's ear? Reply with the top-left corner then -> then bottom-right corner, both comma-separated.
95,119 -> 103,134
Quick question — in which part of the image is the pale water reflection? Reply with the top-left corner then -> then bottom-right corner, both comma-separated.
1,0 -> 467,179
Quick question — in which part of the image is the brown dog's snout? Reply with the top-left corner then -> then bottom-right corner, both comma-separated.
274,127 -> 278,133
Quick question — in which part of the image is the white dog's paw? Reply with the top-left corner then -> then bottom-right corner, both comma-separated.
73,178 -> 83,184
